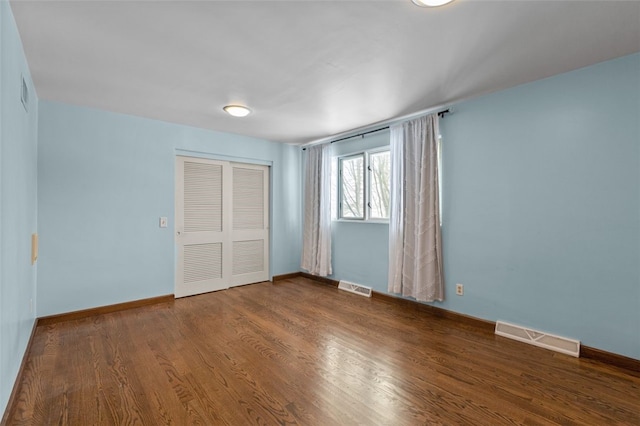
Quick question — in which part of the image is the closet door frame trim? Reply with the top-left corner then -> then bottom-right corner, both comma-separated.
174,152 -> 273,297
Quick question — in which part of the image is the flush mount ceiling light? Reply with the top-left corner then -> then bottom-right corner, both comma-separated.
223,105 -> 251,117
412,0 -> 454,7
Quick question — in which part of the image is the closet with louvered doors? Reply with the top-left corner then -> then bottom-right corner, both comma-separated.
175,156 -> 269,298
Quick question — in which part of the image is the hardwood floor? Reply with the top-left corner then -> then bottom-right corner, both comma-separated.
4,278 -> 640,425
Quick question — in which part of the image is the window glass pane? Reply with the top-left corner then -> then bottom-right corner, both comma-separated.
369,151 -> 390,219
340,155 -> 364,218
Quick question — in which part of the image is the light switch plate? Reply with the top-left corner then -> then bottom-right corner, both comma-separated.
159,217 -> 168,228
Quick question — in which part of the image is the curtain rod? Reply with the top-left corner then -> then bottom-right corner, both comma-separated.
302,109 -> 450,151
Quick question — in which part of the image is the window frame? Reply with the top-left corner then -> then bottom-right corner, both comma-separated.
337,147 -> 390,223
338,153 -> 366,220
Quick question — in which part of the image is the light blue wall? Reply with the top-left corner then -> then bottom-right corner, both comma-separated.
438,53 -> 639,360
331,221 -> 388,289
37,101 -> 302,317
0,0 -> 39,415
325,130 -> 390,292
326,53 -> 640,360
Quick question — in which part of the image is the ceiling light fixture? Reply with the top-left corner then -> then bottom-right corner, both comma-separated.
411,0 -> 454,7
223,105 -> 251,117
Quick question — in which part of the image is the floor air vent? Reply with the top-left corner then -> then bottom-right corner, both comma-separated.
338,280 -> 372,298
495,320 -> 580,357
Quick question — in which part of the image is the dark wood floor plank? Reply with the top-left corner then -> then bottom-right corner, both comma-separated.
142,309 -> 230,425
4,279 -> 640,425
221,296 -> 387,424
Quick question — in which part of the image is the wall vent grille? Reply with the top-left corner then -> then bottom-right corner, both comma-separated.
338,280 -> 372,298
495,320 -> 580,357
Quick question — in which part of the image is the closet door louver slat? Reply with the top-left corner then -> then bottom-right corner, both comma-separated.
184,162 -> 223,232
233,240 -> 264,275
184,243 -> 223,282
233,167 -> 264,230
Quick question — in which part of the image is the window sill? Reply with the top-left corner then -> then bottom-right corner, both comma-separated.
333,219 -> 389,225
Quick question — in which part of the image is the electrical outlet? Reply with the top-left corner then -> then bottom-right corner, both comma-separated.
159,217 -> 168,228
456,283 -> 464,296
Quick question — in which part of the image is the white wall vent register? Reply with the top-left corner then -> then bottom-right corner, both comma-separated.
495,320 -> 580,357
338,280 -> 372,298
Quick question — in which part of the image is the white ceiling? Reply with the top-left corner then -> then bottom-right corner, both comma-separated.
10,0 -> 640,145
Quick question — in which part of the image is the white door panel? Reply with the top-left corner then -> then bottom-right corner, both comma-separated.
230,163 -> 269,288
176,157 -> 229,298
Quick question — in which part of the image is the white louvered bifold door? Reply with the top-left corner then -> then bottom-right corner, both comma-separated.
175,157 -> 232,298
230,163 -> 269,287
176,157 -> 269,298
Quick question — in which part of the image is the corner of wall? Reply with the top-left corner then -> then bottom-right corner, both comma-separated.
0,0 -> 40,415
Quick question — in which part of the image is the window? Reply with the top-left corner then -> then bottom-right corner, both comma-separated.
339,154 -> 364,218
338,149 -> 390,221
